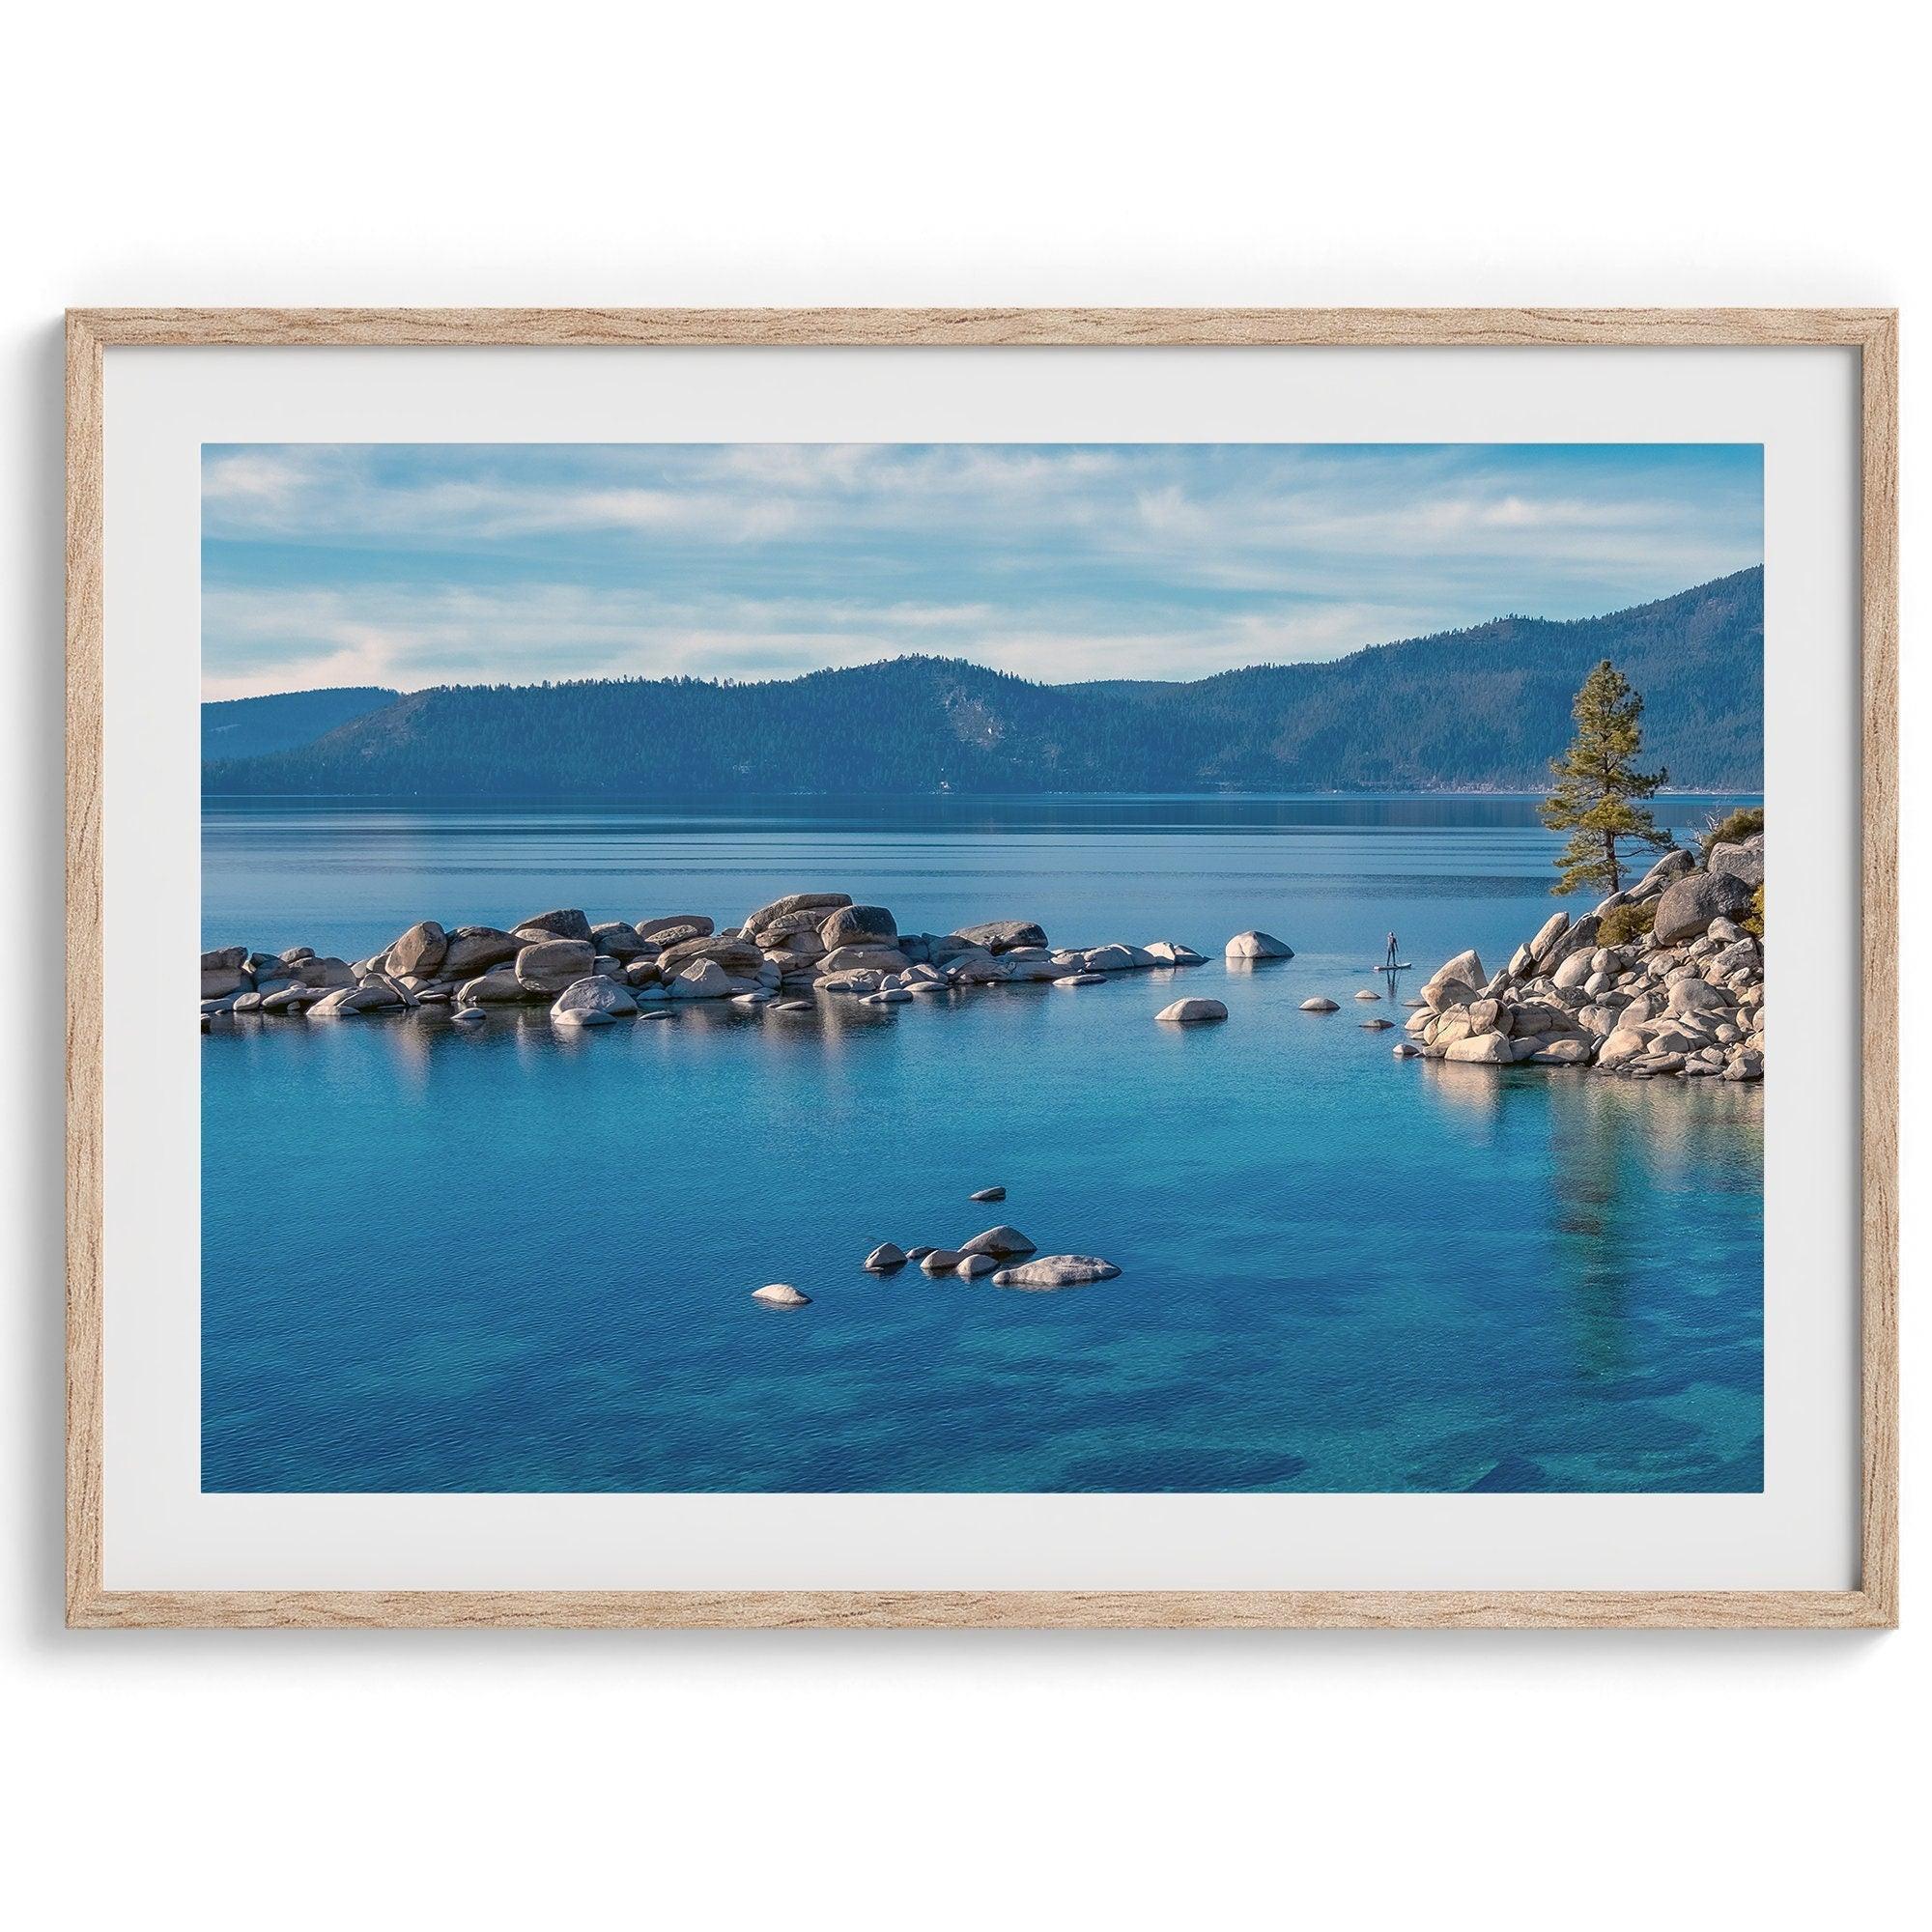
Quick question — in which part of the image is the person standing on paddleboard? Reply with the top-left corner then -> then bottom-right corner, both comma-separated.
1384,929 -> 1399,969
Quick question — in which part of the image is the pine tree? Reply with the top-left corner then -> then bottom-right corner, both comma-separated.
1539,660 -> 1672,895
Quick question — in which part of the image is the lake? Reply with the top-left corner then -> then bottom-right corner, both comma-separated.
201,793 -> 1764,1493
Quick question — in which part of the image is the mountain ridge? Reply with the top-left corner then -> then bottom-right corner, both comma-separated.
203,567 -> 1762,795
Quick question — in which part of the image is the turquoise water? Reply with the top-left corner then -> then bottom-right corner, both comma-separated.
201,794 -> 1763,1492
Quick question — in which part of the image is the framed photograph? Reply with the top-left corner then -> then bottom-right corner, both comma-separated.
66,308 -> 1896,1629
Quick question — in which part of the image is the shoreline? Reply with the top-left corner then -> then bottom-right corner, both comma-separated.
201,831 -> 1765,1083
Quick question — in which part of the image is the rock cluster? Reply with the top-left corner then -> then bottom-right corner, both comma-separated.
860,1223 -> 1121,1293
1401,838 -> 1766,1081
199,895 -> 1210,1028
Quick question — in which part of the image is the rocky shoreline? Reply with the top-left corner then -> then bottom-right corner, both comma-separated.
1398,834 -> 1766,1082
200,892 -> 1217,1028
200,840 -> 1764,1083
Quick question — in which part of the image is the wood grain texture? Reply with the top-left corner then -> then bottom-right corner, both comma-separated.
65,312 -> 105,1630
63,308 -> 1900,1632
67,305 -> 1894,348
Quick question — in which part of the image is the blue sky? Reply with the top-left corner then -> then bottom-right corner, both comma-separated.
201,442 -> 1763,699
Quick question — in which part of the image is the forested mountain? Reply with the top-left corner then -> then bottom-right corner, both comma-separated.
202,686 -> 398,763
203,569 -> 1761,796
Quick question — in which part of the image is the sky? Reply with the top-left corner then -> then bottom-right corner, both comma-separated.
201,442 -> 1764,699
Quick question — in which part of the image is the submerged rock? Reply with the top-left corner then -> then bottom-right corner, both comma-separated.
992,1256 -> 1122,1290
864,1243 -> 908,1272
1299,997 -> 1340,1013
969,1186 -> 1006,1203
1155,997 -> 1228,1024
751,1282 -> 811,1307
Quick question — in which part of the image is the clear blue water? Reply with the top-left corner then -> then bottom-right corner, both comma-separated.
202,794 -> 1763,1493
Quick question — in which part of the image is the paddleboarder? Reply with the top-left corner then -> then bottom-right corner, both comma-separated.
1384,929 -> 1400,970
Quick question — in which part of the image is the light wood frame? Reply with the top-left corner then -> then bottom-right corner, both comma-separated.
65,307 -> 1899,1631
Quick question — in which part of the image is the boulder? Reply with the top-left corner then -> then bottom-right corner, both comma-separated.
1352,989 -> 1381,1002
751,1282 -> 810,1307
955,1253 -> 1002,1279
1224,930 -> 1293,959
920,1249 -> 969,1274
1707,839 -> 1766,890
434,927 -> 518,977
1443,1031 -> 1513,1064
1144,941 -> 1206,966
384,920 -> 447,977
1422,950 -> 1486,1000
991,1256 -> 1122,1290
588,921 -> 649,961
456,969 -> 529,1006
820,903 -> 898,950
970,1186 -> 1007,1203
202,965 -> 248,998
1299,997 -> 1340,1013
864,1243 -> 908,1272
449,1006 -> 487,1029
1530,1038 -> 1594,1065
668,959 -> 733,999
1392,1041 -> 1423,1058
516,938 -> 597,993
659,934 -> 764,975
1054,972 -> 1107,987
1550,950 -> 1596,992
1653,868 -> 1755,945
952,920 -> 1047,953
624,958 -> 663,987
308,983 -> 400,1017
514,908 -> 593,943
1527,912 -> 1570,966
960,1225 -> 1038,1258
1083,944 -> 1140,973
283,954 -> 354,990
753,905 -> 844,945
745,892 -> 850,935
1156,998 -> 1228,1024
1667,977 -> 1730,1018
818,970 -> 884,995
818,945 -> 912,977
1359,1017 -> 1395,1031
1630,847 -> 1694,899
635,915 -> 714,946
551,977 -> 638,1025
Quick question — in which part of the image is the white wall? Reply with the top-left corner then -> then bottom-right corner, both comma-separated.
3,4 -> 1919,1923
